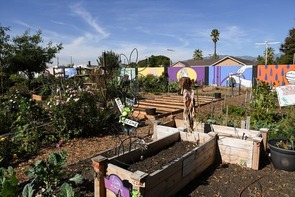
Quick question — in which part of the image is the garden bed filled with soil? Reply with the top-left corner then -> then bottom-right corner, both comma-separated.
127,141 -> 197,174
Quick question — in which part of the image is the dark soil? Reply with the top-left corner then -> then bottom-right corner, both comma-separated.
12,88 -> 295,196
128,141 -> 198,174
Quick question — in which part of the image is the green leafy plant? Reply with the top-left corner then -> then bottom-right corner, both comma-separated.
0,166 -> 18,197
275,137 -> 295,150
24,151 -> 83,196
46,80 -> 116,139
269,105 -> 295,150
10,94 -> 46,156
0,136 -> 13,167
249,80 -> 279,130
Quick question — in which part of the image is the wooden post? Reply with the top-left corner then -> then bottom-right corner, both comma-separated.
240,120 -> 246,129
225,105 -> 228,126
246,116 -> 251,130
130,170 -> 148,194
259,128 -> 269,151
252,137 -> 262,170
151,119 -> 161,140
92,156 -> 108,197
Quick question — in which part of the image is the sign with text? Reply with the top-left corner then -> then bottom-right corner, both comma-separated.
104,174 -> 130,197
276,85 -> 295,106
115,98 -> 124,113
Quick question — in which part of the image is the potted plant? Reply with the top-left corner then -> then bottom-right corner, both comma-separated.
268,106 -> 295,171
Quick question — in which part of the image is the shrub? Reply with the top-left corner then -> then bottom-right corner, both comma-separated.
46,84 -> 116,140
0,166 -> 18,197
249,80 -> 278,130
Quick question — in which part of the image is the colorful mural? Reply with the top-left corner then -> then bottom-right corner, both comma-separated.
117,64 -> 295,88
137,67 -> 164,78
256,64 -> 295,87
209,65 -> 253,87
168,66 -> 206,84
120,67 -> 136,80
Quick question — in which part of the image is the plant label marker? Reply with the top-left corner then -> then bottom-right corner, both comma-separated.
115,97 -> 139,128
104,174 -> 130,197
115,98 -> 124,113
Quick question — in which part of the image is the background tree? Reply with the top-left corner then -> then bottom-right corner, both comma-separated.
137,55 -> 169,67
278,28 -> 295,64
256,55 -> 265,65
210,29 -> 220,59
0,25 -> 11,95
97,50 -> 120,79
257,47 -> 275,65
8,30 -> 62,81
193,49 -> 203,60
265,47 -> 275,65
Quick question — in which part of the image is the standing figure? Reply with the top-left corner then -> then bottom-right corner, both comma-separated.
178,77 -> 193,95
182,80 -> 195,132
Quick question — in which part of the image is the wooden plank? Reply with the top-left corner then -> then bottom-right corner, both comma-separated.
212,124 -> 261,138
179,131 -> 213,144
155,125 -> 179,139
218,144 -> 252,158
218,136 -> 255,150
221,154 -> 252,168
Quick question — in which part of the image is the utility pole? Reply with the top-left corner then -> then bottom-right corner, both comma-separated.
166,48 -> 175,65
255,41 -> 279,65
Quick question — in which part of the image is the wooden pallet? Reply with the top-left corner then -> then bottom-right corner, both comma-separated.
132,95 -> 222,120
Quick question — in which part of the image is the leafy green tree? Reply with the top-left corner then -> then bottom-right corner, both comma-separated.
8,30 -> 62,81
97,51 -> 120,79
279,28 -> 295,64
210,29 -> 220,59
138,55 -> 169,67
256,55 -> 265,65
193,49 -> 203,60
0,25 -> 12,95
258,47 -> 276,65
265,47 -> 275,64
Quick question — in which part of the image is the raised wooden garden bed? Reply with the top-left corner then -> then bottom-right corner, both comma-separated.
165,119 -> 267,170
92,129 -> 217,197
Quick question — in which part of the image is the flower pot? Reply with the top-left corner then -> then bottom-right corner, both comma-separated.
214,92 -> 221,99
268,139 -> 295,171
204,123 -> 212,133
145,108 -> 157,115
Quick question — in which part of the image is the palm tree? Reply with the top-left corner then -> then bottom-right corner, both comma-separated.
210,29 -> 220,59
193,49 -> 203,60
265,47 -> 275,65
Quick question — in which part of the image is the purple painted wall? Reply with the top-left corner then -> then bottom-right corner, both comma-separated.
168,66 -> 206,84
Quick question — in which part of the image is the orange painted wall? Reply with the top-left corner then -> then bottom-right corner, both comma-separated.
257,64 -> 295,87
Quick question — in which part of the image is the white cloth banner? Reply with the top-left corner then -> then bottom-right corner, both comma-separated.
276,85 -> 295,107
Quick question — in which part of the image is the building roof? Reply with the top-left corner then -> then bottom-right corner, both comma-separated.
212,56 -> 255,66
173,56 -> 255,67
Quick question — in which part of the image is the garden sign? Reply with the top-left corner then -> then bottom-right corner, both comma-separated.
115,98 -> 139,127
276,85 -> 295,107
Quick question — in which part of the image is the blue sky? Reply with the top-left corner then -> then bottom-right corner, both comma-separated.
1,0 -> 295,66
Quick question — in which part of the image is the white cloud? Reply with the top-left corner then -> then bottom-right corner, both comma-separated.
70,3 -> 109,39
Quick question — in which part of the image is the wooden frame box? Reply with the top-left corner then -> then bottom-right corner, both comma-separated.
92,129 -> 217,197
171,119 -> 264,170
